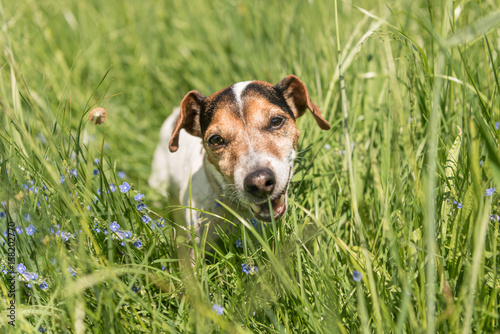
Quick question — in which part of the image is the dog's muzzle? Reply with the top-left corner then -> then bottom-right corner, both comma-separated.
244,168 -> 288,221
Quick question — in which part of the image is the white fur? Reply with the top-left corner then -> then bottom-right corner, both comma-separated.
149,108 -> 215,230
232,81 -> 252,110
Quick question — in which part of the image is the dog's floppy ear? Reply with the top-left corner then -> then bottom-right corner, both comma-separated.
169,90 -> 206,152
276,75 -> 330,130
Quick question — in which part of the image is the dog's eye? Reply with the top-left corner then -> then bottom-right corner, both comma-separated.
208,135 -> 226,147
270,117 -> 285,129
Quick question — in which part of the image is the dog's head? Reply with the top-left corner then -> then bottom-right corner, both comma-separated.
169,75 -> 330,221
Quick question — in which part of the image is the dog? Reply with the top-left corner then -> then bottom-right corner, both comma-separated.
149,75 -> 330,249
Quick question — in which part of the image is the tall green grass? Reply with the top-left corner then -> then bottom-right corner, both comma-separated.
1,0 -> 499,332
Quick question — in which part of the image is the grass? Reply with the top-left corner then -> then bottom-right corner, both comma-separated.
0,0 -> 499,332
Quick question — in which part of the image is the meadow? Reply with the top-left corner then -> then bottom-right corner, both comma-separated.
1,0 -> 499,332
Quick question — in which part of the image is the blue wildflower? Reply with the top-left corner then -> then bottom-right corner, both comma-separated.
60,175 -> 65,183
353,270 -> 362,282
94,158 -> 100,164
68,267 -> 76,277
38,327 -> 47,333
124,231 -> 132,239
242,263 -> 250,274
457,203 -> 463,209
0,212 -> 5,218
39,282 -> 48,290
480,160 -> 483,166
157,217 -> 165,228
93,169 -> 100,175
212,303 -> 224,315
134,193 -> 145,201
490,214 -> 500,222
496,122 -> 499,130
250,219 -> 261,230
117,171 -> 126,179
136,203 -> 146,211
25,224 -> 36,236
133,240 -> 143,249
16,226 -> 23,234
17,263 -> 26,274
486,187 -> 496,196
30,272 -> 38,280
236,239 -> 242,248
97,188 -> 101,195
132,286 -> 140,292
119,182 -> 131,193
109,184 -> 117,192
142,215 -> 151,223
110,221 -> 120,232
70,169 -> 78,177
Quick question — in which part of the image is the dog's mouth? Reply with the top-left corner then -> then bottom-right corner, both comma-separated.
249,190 -> 288,221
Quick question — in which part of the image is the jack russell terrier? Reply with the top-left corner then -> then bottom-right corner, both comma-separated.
149,75 -> 330,247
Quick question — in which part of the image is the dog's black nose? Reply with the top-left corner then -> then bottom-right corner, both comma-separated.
244,168 -> 276,198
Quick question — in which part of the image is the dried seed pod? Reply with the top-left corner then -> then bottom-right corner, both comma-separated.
89,107 -> 107,125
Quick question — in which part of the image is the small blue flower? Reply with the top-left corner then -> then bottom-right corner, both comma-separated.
242,263 -> 250,274
133,240 -> 143,249
17,263 -> 26,274
250,219 -> 261,230
236,239 -> 242,248
353,270 -> 362,282
25,224 -> 36,236
117,171 -> 126,179
212,303 -> 224,315
486,187 -> 496,196
38,327 -> 47,333
68,267 -> 76,277
119,182 -> 131,193
60,175 -> 65,183
134,193 -> 145,201
30,272 -> 38,280
480,160 -> 483,166
490,214 -> 500,222
70,169 -> 78,178
457,203 -> 463,209
132,286 -> 140,292
0,212 -> 5,218
16,226 -> 23,234
157,217 -> 165,228
137,203 -> 146,211
124,231 -> 132,239
110,221 -> 120,232
93,169 -> 100,175
39,282 -> 48,290
142,215 -> 151,223
94,158 -> 100,164
496,122 -> 499,130
109,184 -> 117,192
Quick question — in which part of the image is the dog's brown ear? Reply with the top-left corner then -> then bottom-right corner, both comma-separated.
169,90 -> 206,152
276,75 -> 330,130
